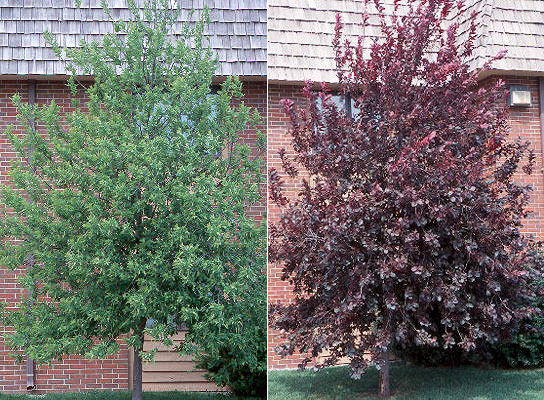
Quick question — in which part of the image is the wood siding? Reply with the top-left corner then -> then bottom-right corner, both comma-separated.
138,332 -> 227,393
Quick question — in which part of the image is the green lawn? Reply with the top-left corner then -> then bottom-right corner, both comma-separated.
268,364 -> 544,400
0,392 -> 255,400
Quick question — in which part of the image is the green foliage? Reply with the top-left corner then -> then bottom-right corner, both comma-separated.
488,285 -> 544,368
193,271 -> 267,397
494,330 -> 544,368
0,0 -> 265,389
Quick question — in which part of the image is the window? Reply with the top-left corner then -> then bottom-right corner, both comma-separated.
317,92 -> 360,118
133,86 -> 221,159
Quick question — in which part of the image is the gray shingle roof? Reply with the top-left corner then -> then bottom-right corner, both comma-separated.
269,0 -> 544,83
0,0 -> 266,77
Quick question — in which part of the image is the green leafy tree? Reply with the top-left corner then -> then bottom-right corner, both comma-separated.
0,1 -> 265,399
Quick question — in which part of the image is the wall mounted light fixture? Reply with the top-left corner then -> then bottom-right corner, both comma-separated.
509,85 -> 532,107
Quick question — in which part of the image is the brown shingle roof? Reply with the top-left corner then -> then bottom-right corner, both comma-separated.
478,0 -> 544,73
0,0 -> 266,77
269,0 -> 544,83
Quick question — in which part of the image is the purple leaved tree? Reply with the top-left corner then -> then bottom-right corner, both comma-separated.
269,0 -> 544,397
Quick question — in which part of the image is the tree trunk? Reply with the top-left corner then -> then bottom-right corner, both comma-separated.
132,347 -> 143,400
378,348 -> 390,398
132,322 -> 146,400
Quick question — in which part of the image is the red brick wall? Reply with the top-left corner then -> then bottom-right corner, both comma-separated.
267,77 -> 544,369
0,78 -> 266,393
267,84 -> 310,369
239,80 -> 267,222
500,76 -> 544,238
0,79 -> 130,394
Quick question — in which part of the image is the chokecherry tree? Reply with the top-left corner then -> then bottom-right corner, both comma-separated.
269,0 -> 544,397
0,1 -> 265,399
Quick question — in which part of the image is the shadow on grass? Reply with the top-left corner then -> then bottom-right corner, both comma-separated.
268,364 -> 544,400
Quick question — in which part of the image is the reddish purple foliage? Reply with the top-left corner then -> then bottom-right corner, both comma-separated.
269,0 -> 544,382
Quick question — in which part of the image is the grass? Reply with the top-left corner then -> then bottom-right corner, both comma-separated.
268,363 -> 544,400
0,392 -> 255,400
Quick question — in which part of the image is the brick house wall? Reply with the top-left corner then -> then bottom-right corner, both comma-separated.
267,84 -> 309,369
0,78 -> 266,393
267,76 -> 544,369
499,76 -> 544,238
